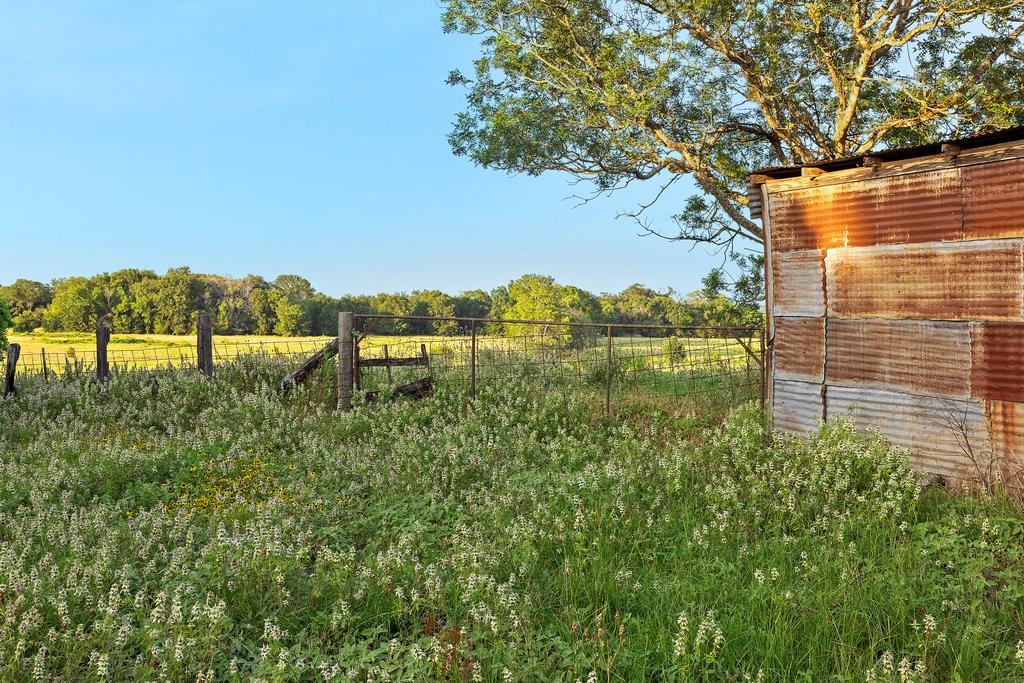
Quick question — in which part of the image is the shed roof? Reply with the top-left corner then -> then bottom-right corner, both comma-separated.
751,125 -> 1024,180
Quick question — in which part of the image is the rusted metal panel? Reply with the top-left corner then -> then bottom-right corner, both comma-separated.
768,169 -> 962,251
772,249 -> 825,317
970,322 -> 1024,401
773,316 -> 824,383
771,181 -> 876,250
747,181 -> 763,221
827,385 -> 991,478
986,401 -> 1024,488
826,319 -> 971,398
773,379 -> 823,434
769,183 -> 867,251
825,239 -> 1024,320
963,158 -> 1024,240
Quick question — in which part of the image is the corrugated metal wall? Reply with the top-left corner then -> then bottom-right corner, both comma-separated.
761,139 -> 1024,483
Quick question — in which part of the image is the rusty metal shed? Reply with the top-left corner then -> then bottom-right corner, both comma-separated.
750,126 -> 1024,485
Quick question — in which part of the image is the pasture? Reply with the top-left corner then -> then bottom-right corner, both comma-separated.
1,355 -> 1023,681
9,332 -> 337,366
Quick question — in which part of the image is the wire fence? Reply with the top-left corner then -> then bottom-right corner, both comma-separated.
352,315 -> 764,415
14,339 -> 330,378
8,314 -> 764,415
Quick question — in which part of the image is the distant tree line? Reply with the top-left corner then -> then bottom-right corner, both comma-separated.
0,259 -> 763,339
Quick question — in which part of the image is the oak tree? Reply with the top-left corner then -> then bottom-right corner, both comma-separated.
443,0 -> 1024,248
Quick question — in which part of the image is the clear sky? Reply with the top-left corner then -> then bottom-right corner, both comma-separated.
0,1 -> 729,297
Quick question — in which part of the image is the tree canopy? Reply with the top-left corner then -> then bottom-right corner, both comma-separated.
1,267 -> 762,338
443,0 -> 1024,249
0,297 -> 12,354
0,279 -> 52,332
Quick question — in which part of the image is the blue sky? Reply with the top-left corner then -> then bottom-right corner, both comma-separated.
0,1 -> 728,297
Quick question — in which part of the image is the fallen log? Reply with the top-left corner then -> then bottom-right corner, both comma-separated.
365,377 -> 433,404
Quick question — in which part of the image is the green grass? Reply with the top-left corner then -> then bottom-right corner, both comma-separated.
1,358 -> 1021,681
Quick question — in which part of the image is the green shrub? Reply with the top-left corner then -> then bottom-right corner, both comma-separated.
664,336 -> 689,364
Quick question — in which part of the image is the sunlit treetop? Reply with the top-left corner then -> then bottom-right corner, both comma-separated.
443,0 -> 1024,248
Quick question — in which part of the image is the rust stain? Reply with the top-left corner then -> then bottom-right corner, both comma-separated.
826,239 -> 1024,320
773,316 -> 825,382
986,401 -> 1024,488
826,319 -> 971,398
963,158 -> 1024,240
773,379 -> 824,434
970,322 -> 1024,401
769,184 -> 866,251
772,249 -> 825,316
769,169 -> 962,252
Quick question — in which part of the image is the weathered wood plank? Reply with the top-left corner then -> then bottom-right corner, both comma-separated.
359,356 -> 430,368
280,339 -> 339,392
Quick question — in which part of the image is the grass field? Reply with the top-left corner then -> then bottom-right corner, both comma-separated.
1,356 -> 1023,681
9,332 -> 336,361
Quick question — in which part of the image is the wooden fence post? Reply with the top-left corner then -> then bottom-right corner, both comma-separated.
605,325 -> 613,418
337,312 -> 353,412
470,321 -> 477,400
4,343 -> 20,397
96,318 -> 111,382
197,313 -> 213,378
382,345 -> 392,384
41,348 -> 49,382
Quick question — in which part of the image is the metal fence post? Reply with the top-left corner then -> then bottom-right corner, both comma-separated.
4,343 -> 20,397
337,312 -> 353,412
605,324 -> 613,417
96,319 -> 111,382
197,313 -> 213,378
470,320 -> 478,400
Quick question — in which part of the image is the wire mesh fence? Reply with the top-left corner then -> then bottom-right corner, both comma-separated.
7,314 -> 764,416
13,339 -> 330,379
352,315 -> 764,415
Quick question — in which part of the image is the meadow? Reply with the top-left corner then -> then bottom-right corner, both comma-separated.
1,354 -> 1023,681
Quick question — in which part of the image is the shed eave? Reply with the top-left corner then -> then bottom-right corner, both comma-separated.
749,125 -> 1024,182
